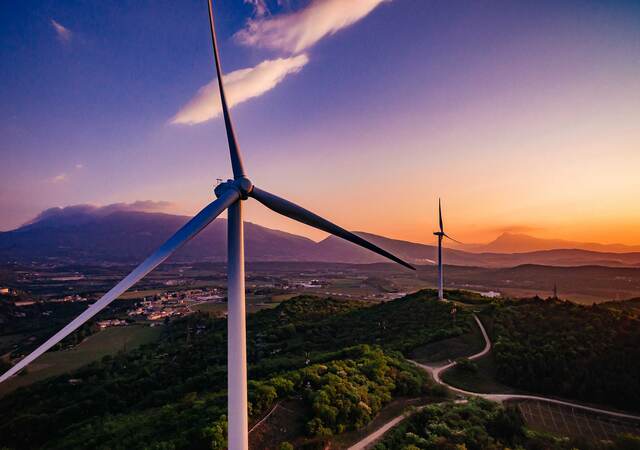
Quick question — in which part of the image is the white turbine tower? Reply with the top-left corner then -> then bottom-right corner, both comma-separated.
433,199 -> 462,301
0,2 -> 415,449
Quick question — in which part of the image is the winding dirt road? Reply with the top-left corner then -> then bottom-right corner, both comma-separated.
348,314 -> 640,450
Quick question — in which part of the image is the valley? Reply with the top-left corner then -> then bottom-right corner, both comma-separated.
1,284 -> 639,449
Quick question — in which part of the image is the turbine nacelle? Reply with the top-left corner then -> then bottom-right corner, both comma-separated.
215,177 -> 254,200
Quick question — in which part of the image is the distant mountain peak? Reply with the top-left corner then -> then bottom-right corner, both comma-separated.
474,232 -> 640,254
2,206 -> 640,268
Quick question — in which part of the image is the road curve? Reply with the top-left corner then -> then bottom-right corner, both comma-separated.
348,314 -> 640,450
347,400 -> 468,450
347,413 -> 408,450
414,314 -> 640,421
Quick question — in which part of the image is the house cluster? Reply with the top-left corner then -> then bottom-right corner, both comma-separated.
127,288 -> 223,321
294,279 -> 324,288
13,300 -> 36,307
480,291 -> 501,298
127,297 -> 189,321
50,294 -> 87,303
97,319 -> 127,329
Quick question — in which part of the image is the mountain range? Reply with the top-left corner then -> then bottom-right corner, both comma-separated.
1,205 -> 640,268
460,232 -> 640,254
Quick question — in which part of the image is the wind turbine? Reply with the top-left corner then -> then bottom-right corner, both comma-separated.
0,2 -> 414,449
433,199 -> 462,301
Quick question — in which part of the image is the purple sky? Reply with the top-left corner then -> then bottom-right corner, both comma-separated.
2,0 -> 639,244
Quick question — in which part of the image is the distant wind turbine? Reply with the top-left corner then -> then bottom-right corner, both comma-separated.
0,2 -> 414,449
433,199 -> 462,301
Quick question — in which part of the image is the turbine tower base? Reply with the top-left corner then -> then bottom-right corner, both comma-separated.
228,201 -> 249,450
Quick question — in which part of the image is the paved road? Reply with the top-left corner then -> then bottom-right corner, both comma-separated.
347,412 -> 408,450
347,400 -> 469,450
348,314 -> 640,450
415,314 -> 640,421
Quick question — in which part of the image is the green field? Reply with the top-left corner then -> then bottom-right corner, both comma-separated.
193,297 -> 281,316
437,313 -> 519,394
411,317 -> 485,363
440,350 -> 519,394
0,325 -> 161,397
270,293 -> 300,302
118,289 -> 166,300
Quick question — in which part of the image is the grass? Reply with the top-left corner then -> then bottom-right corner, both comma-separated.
118,289 -> 166,300
249,399 -> 307,450
192,301 -> 227,315
411,316 -> 485,363
0,333 -> 31,356
0,325 -> 161,397
193,296 -> 282,316
270,293 -> 300,302
441,350 -> 518,394
423,311 -> 517,394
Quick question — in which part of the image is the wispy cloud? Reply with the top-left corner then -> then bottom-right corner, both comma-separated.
48,163 -> 83,183
28,201 -> 175,225
245,0 -> 270,17
96,200 -> 174,215
171,54 -> 308,125
51,19 -> 72,43
235,0 -> 390,53
171,1 -> 386,125
50,173 -> 67,183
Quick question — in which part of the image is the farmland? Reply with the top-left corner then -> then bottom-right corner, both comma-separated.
0,325 -> 161,397
514,399 -> 640,443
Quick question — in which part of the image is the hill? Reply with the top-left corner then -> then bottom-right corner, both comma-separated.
2,291 -> 640,448
320,233 -> 640,267
375,398 -> 615,450
3,204 -> 640,268
463,232 -> 640,254
0,292 -> 464,449
0,205 -> 317,263
488,298 -> 640,412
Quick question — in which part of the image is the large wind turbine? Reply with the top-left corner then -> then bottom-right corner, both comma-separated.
0,2 -> 414,449
433,199 -> 462,301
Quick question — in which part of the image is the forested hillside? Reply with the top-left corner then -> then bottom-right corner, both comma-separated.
0,292 -> 464,449
489,298 -> 640,412
374,398 -> 640,450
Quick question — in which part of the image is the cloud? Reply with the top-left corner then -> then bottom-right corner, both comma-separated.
51,19 -> 72,43
171,54 -> 308,125
96,201 -> 175,215
51,173 -> 67,183
245,0 -> 270,17
28,201 -> 175,225
171,1 -> 388,125
75,163 -> 84,169
235,0 -> 389,53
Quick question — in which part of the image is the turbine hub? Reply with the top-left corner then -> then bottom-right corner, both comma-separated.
214,177 -> 253,200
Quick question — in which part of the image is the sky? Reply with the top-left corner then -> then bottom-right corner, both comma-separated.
1,0 -> 640,245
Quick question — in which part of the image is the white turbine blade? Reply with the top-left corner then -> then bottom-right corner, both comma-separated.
438,198 -> 443,233
207,0 -> 246,179
0,189 -> 240,383
444,233 -> 464,245
250,186 -> 415,270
